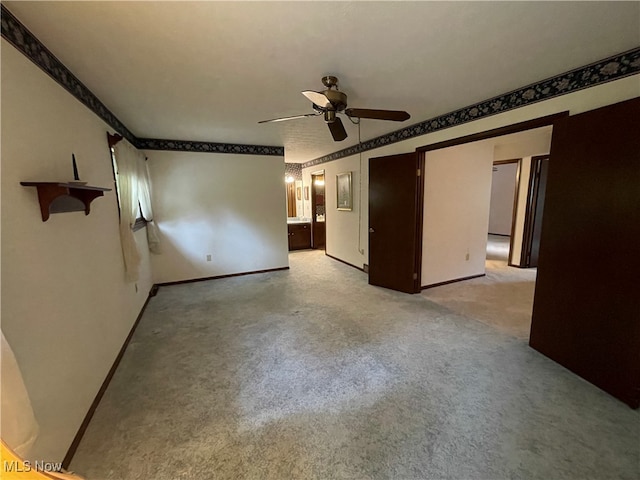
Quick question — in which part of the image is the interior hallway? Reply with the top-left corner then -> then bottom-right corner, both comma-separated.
422,235 -> 536,339
70,250 -> 638,480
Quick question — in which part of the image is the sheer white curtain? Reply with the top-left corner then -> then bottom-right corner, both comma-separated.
137,159 -> 161,254
113,140 -> 142,281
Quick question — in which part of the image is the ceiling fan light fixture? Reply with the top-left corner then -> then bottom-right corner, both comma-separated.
324,110 -> 336,123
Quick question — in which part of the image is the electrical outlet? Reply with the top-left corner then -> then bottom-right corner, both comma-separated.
206,254 -> 212,262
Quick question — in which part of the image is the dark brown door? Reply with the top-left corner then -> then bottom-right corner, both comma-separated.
311,173 -> 326,249
528,157 -> 549,266
522,155 -> 549,267
369,152 -> 424,293
530,97 -> 640,408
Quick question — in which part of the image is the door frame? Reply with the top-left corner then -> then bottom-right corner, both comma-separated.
413,153 -> 426,291
310,170 -> 326,249
366,112 -> 567,294
489,158 -> 521,263
416,112 -> 568,154
416,112 -> 568,273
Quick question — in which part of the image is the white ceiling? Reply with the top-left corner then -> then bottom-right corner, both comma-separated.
5,1 -> 639,163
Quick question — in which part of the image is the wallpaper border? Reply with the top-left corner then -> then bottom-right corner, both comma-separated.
1,4 -> 138,145
302,47 -> 640,168
136,138 -> 284,156
2,5 -> 637,162
1,4 -> 284,157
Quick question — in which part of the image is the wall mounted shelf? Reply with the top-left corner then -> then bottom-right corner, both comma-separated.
20,182 -> 112,222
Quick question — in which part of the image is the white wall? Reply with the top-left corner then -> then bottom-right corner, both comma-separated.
327,157 -> 367,267
302,75 -> 638,277
1,40 -> 153,461
493,126 -> 552,161
510,157 -> 533,265
488,163 -> 518,235
422,141 -> 494,286
147,151 -> 288,284
306,157 -> 367,269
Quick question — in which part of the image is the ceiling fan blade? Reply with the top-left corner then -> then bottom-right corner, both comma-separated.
345,108 -> 410,122
258,112 -> 321,124
327,117 -> 347,142
302,90 -> 331,109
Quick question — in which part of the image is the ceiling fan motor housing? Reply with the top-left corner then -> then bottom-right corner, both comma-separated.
259,75 -> 410,141
324,89 -> 347,112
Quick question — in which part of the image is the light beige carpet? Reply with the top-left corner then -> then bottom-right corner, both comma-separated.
421,259 -> 537,340
69,250 -> 638,480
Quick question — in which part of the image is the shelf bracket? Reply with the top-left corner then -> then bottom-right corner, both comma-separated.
21,182 -> 111,222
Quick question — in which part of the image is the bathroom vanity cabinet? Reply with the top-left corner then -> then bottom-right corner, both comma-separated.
287,222 -> 311,250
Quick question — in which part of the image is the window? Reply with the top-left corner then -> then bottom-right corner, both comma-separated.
110,146 -> 146,231
107,134 -> 161,280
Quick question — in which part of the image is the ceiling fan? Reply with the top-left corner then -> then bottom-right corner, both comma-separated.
259,76 -> 410,142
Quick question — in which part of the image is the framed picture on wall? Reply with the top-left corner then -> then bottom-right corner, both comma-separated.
296,186 -> 302,200
304,186 -> 309,200
336,172 -> 352,211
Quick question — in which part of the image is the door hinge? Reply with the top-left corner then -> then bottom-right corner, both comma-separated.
413,272 -> 418,280
417,169 -> 421,177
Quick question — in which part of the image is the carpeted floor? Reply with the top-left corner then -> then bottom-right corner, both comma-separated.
70,250 -> 639,480
422,235 -> 537,339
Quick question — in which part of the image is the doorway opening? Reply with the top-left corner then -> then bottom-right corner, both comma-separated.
420,125 -> 553,340
311,171 -> 326,250
487,159 -> 519,264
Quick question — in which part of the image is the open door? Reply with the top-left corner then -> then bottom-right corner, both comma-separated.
369,152 -> 424,293
311,172 -> 326,249
521,155 -> 549,267
530,97 -> 640,408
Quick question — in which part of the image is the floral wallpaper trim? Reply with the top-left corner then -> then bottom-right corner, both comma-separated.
136,138 -> 283,156
1,5 -> 284,157
3,5 -> 637,162
1,5 -> 137,145
302,47 -> 640,169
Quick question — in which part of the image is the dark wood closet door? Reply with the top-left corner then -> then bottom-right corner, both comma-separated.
369,152 -> 424,293
530,97 -> 640,408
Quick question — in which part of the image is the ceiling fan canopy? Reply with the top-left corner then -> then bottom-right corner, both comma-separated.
259,75 -> 410,142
